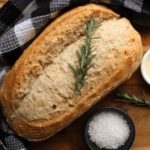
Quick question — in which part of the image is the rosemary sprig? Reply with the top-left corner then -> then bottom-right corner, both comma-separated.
68,15 -> 101,94
115,89 -> 150,108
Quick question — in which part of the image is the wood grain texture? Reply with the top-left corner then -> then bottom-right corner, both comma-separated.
0,1 -> 150,150
0,0 -> 7,8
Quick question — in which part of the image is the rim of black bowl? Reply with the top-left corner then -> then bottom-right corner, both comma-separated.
84,107 -> 135,150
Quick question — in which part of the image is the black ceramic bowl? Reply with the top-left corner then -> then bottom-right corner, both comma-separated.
84,107 -> 135,150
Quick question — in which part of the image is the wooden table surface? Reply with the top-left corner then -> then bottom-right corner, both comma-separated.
0,0 -> 6,8
1,0 -> 150,150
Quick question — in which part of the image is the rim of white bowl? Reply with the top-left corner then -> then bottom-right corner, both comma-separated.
141,49 -> 150,85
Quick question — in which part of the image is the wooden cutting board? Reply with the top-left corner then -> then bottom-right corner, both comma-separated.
1,1 -> 150,150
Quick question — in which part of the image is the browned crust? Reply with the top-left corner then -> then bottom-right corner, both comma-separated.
0,4 -> 143,141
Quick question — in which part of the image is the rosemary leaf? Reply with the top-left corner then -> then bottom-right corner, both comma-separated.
81,78 -> 88,82
69,87 -> 75,92
79,83 -> 85,91
91,37 -> 101,39
76,66 -> 81,74
85,54 -> 97,67
84,64 -> 94,74
68,64 -> 78,75
75,82 -> 78,92
89,49 -> 96,55
76,50 -> 82,61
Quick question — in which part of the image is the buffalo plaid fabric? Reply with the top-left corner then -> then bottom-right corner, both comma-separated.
0,0 -> 149,149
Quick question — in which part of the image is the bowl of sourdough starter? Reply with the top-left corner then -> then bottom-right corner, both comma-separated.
84,107 -> 135,150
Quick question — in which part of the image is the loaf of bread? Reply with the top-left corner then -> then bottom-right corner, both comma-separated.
0,4 -> 143,141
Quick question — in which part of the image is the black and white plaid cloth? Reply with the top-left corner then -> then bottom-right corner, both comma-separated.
0,0 -> 149,149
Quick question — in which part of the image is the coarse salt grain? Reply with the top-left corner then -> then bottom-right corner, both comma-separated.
88,111 -> 130,149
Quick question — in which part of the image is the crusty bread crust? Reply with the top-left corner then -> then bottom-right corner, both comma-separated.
0,4 -> 143,141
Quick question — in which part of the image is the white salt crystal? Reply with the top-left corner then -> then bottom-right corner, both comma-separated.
88,111 -> 130,149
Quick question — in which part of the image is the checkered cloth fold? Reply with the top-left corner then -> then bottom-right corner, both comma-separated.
0,0 -> 149,149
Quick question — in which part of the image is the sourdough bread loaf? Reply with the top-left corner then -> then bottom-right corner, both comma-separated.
0,4 -> 143,141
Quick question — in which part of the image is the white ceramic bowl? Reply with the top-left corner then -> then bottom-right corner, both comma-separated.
141,49 -> 150,85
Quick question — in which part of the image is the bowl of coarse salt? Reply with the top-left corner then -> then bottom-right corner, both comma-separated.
84,107 -> 135,150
